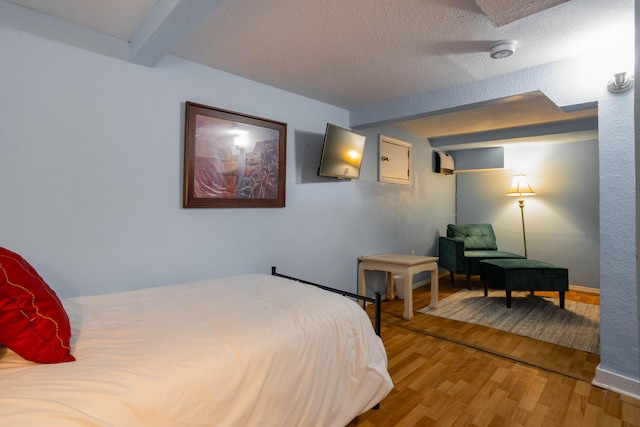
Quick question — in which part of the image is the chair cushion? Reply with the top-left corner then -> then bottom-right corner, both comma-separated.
447,224 -> 497,250
463,250 -> 525,260
464,251 -> 525,276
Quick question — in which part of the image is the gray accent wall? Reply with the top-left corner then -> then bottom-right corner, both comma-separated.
455,140 -> 600,289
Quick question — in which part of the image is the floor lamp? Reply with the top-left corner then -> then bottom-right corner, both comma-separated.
506,174 -> 535,258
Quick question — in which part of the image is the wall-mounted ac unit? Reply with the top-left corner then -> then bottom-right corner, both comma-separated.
434,151 -> 454,175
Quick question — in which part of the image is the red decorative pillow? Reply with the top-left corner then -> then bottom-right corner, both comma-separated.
0,248 -> 74,363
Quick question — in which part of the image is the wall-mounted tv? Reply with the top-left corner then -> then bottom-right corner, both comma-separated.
317,123 -> 366,179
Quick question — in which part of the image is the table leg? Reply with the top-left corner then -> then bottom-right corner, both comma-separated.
403,270 -> 414,320
429,265 -> 439,309
386,272 -> 395,301
358,265 -> 367,308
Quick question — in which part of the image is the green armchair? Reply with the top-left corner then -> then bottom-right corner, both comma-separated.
438,224 -> 525,288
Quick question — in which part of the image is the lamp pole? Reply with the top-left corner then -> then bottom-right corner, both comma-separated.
506,174 -> 535,259
518,197 -> 528,258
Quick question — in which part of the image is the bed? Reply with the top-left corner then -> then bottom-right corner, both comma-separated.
0,257 -> 392,427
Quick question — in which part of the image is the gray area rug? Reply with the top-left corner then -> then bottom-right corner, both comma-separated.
418,289 -> 600,354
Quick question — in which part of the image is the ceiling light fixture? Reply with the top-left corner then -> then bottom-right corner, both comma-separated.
608,72 -> 634,94
489,40 -> 517,59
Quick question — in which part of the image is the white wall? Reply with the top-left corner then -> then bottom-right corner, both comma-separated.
455,140 -> 600,289
0,24 -> 454,299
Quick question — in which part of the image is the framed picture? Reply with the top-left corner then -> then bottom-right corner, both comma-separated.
183,102 -> 287,208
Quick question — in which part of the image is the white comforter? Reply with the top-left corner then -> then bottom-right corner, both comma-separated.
0,274 -> 392,427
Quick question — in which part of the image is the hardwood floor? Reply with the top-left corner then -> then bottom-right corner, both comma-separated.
348,276 -> 640,427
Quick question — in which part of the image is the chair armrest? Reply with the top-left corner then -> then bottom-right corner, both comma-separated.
438,237 -> 465,274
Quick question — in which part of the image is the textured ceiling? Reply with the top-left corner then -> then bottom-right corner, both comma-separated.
475,0 -> 569,27
2,0 -> 633,140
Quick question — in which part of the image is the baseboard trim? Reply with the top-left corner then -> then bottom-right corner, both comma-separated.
569,284 -> 600,295
440,272 -> 600,295
592,364 -> 640,400
390,277 -> 600,297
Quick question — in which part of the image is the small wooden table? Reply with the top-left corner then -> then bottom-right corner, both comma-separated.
358,254 -> 439,320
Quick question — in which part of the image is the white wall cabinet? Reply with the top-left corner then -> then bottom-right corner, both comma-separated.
379,135 -> 411,185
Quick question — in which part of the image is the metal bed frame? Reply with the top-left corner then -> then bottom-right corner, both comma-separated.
271,267 -> 384,410
271,266 -> 382,337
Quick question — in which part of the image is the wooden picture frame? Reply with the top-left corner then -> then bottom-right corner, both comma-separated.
183,102 -> 287,208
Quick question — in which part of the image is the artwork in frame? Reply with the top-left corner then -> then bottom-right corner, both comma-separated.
183,102 -> 287,208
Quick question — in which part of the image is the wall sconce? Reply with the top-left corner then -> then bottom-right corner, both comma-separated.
608,72 -> 634,94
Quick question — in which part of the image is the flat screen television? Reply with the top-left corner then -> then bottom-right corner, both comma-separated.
317,123 -> 366,179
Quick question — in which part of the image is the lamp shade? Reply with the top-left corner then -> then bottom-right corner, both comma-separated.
506,174 -> 535,196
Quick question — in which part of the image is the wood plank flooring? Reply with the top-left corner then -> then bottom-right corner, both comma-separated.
348,275 -> 640,427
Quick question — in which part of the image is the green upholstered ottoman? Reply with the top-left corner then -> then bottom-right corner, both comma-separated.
479,259 -> 569,308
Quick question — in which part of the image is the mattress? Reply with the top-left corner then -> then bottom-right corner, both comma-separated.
0,274 -> 392,426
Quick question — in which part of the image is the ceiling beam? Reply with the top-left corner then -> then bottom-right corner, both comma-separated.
130,0 -> 225,67
0,0 -> 128,62
474,0 -> 568,27
429,117 -> 598,149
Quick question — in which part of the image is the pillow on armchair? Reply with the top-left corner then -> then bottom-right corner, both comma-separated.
0,248 -> 75,363
447,223 -> 498,250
